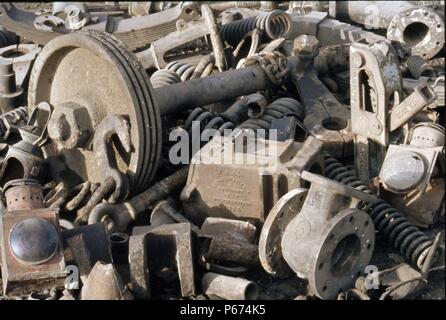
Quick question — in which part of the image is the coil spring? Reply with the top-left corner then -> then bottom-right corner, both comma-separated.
165,60 -> 214,81
150,69 -> 181,88
220,10 -> 291,47
239,98 -> 305,131
407,55 -> 436,79
0,106 -> 28,139
323,152 -> 433,268
184,107 -> 235,136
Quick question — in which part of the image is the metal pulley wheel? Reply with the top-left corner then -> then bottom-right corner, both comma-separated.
28,30 -> 162,194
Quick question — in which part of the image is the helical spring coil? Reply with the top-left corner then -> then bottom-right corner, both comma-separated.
150,69 -> 181,88
239,98 -> 305,131
220,10 -> 291,47
184,107 -> 235,136
323,152 -> 433,268
166,58 -> 214,82
406,55 -> 436,79
0,106 -> 28,139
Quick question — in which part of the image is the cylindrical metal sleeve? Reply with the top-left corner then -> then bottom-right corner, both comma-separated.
154,66 -> 272,115
201,236 -> 260,268
201,272 -> 259,300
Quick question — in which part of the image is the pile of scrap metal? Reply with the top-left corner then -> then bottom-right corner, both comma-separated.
0,1 -> 444,300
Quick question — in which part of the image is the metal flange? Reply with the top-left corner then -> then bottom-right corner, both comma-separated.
28,30 -> 162,194
259,188 -> 308,278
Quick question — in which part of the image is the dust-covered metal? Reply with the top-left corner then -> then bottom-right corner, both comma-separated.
0,0 -> 444,301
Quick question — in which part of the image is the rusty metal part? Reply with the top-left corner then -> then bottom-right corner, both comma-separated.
202,272 -> 258,300
386,6 -> 444,60
0,4 -> 65,44
201,217 -> 257,243
0,179 -> 67,297
135,9 -> 223,70
389,83 -> 436,132
285,10 -> 386,48
3,179 -> 44,211
202,4 -> 226,72
52,2 -> 89,17
280,171 -> 376,300
127,2 -> 153,17
0,106 -> 28,141
165,58 -> 215,82
61,222 -> 112,283
200,236 -> 259,269
0,43 -> 41,89
208,2 -> 262,12
28,31 -> 286,193
181,133 -> 323,225
150,200 -> 180,226
0,27 -> 18,48
150,200 -> 202,234
153,55 -> 300,115
362,263 -> 427,300
65,181 -> 91,211
220,10 -> 292,47
329,1 -> 444,59
407,55 -> 436,79
33,15 -> 65,32
259,188 -> 307,278
28,31 -> 162,194
238,97 -> 305,133
0,127 -> 46,187
323,153 -> 435,268
147,222 -> 195,297
129,222 -> 195,299
150,69 -> 182,88
87,2 -> 201,50
64,5 -> 90,30
88,166 -> 189,232
389,177 -> 445,228
0,61 -> 23,113
350,41 -> 402,180
75,177 -> 116,225
182,93 -> 271,146
128,227 -> 151,299
109,232 -> 129,264
81,261 -> 133,300
292,35 -> 353,158
409,122 -> 445,148
92,115 -> 131,203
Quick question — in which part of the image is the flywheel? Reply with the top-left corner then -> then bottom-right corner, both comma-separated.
28,30 -> 162,194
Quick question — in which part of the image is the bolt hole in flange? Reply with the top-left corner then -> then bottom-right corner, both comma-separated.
403,22 -> 429,48
330,234 -> 361,278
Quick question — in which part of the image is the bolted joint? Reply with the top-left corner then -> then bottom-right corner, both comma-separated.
293,35 -> 320,58
47,102 -> 93,149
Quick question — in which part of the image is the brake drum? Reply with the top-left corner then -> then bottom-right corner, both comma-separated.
28,31 -> 161,193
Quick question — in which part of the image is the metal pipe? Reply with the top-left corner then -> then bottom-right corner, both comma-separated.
201,272 -> 259,300
154,65 -> 273,115
329,1 -> 417,29
88,166 -> 189,232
